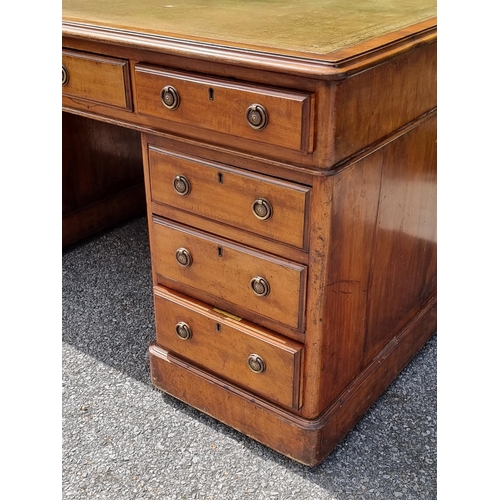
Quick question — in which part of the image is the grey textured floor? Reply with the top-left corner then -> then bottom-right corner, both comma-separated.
62,215 -> 437,500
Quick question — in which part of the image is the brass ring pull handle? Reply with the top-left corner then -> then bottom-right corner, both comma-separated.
252,198 -> 273,221
173,175 -> 191,195
250,276 -> 270,297
160,85 -> 180,110
246,104 -> 268,130
175,322 -> 192,340
247,354 -> 266,373
62,65 -> 69,85
175,248 -> 192,267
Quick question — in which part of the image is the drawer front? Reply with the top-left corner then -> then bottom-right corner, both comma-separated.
154,288 -> 303,409
151,217 -> 307,331
62,49 -> 132,110
135,65 -> 313,152
148,147 -> 310,249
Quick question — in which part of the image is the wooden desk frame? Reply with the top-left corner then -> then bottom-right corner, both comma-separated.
63,8 -> 437,465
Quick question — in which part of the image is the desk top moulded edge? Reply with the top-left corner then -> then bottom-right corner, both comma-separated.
62,17 -> 437,80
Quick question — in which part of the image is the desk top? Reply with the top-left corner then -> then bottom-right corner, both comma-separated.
62,0 -> 436,77
62,0 -> 435,56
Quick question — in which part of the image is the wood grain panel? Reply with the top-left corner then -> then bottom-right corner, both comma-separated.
149,201 -> 309,266
149,297 -> 435,466
333,42 -> 436,163
154,287 -> 303,409
363,116 -> 437,363
150,217 -> 307,331
62,112 -> 145,246
62,49 -> 132,110
135,65 -> 313,152
148,147 -> 310,249
300,152 -> 384,417
301,115 -> 437,415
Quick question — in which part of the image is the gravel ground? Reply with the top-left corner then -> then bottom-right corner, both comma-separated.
62,216 -> 437,500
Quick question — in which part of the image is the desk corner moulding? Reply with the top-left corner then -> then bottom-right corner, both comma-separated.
62,0 -> 437,466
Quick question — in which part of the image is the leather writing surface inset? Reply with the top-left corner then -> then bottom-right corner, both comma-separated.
63,0 -> 436,57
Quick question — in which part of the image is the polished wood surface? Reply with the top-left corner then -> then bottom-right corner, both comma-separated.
135,65 -> 314,152
150,298 -> 435,465
148,146 -> 310,249
60,37 -> 436,170
151,217 -> 307,332
154,287 -> 304,410
62,1 -> 437,465
62,49 -> 132,110
301,114 -> 437,418
62,113 -> 145,246
333,42 -> 437,163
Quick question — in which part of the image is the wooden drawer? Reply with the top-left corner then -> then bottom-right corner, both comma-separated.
153,288 -> 303,409
148,147 -> 310,249
62,49 -> 132,110
151,217 -> 307,331
135,65 -> 314,152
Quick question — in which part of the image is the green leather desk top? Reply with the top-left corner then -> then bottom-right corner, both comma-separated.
62,0 -> 436,58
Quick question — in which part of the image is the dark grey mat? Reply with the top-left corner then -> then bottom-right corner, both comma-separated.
62,215 -> 436,499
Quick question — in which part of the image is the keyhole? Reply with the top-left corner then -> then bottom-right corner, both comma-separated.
218,172 -> 223,183
216,323 -> 221,332
208,87 -> 214,100
217,246 -> 223,257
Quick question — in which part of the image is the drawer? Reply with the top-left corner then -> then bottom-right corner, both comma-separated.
148,147 -> 310,249
62,49 -> 132,110
153,288 -> 303,410
151,217 -> 307,331
135,65 -> 313,152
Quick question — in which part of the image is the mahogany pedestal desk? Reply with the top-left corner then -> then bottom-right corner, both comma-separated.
62,0 -> 437,466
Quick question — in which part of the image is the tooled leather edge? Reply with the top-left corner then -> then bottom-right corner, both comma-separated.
62,19 -> 436,80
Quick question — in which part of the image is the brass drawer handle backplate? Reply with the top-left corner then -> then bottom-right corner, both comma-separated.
161,85 -> 180,110
175,248 -> 192,267
252,198 -> 273,220
173,175 -> 191,195
175,321 -> 192,340
62,65 -> 69,85
250,276 -> 270,297
246,104 -> 268,130
247,354 -> 266,373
